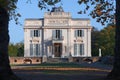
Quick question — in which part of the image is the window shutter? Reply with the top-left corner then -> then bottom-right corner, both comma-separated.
33,44 -> 36,56
74,44 -> 77,56
30,30 -> 33,37
38,44 -> 40,56
35,44 -> 38,57
74,30 -> 77,37
80,44 -> 84,55
52,30 -> 55,39
82,30 -> 84,37
60,30 -> 62,38
30,44 -> 33,56
38,30 -> 40,37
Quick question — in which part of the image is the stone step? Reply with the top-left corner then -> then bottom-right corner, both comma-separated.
47,58 -> 68,63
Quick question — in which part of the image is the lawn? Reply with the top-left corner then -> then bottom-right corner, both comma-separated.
37,62 -> 83,68
12,62 -> 84,68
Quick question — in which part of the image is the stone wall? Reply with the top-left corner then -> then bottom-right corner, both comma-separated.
72,57 -> 100,63
9,57 -> 100,64
9,57 -> 42,64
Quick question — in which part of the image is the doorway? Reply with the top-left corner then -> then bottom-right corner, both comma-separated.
54,43 -> 62,57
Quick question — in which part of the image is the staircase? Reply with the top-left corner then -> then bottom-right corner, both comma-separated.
47,58 -> 68,63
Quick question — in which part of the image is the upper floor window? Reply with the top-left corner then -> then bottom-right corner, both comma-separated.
30,30 -> 40,37
75,30 -> 84,37
52,30 -> 62,39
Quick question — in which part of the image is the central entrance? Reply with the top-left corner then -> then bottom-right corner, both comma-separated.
54,43 -> 62,57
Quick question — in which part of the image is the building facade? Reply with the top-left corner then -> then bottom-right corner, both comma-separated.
24,7 -> 92,58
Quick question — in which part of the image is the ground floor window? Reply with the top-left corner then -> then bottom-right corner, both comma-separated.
74,44 -> 84,56
30,44 -> 41,56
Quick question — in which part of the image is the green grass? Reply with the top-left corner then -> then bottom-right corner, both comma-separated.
11,62 -> 85,68
37,63 -> 83,68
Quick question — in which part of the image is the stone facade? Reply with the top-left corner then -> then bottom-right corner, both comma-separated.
24,7 -> 92,58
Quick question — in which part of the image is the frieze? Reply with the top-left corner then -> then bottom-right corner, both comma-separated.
48,19 -> 68,24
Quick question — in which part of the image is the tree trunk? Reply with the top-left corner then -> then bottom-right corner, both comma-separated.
0,6 -> 21,80
107,0 -> 120,80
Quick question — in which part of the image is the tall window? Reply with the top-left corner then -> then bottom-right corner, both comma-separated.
75,30 -> 84,37
56,30 -> 60,39
74,44 -> 84,56
52,30 -> 62,39
30,44 -> 41,56
30,30 -> 40,37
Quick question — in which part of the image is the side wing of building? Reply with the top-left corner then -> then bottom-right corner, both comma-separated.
24,19 -> 43,57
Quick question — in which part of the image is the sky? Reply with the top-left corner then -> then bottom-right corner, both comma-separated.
9,0 -> 105,44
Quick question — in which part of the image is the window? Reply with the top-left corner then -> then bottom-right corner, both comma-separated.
30,44 -> 41,56
75,30 -> 84,37
80,44 -> 84,55
56,30 -> 60,39
74,44 -> 84,56
52,30 -> 62,39
30,30 -> 40,37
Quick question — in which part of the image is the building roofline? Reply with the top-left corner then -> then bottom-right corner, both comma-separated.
72,18 -> 90,20
25,18 -> 44,21
25,18 -> 90,20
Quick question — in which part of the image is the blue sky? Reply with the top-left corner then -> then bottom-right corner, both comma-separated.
9,0 -> 105,44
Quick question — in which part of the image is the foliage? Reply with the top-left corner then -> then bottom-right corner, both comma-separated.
91,27 -> 100,56
0,0 -> 61,24
77,0 -> 115,25
8,43 -> 18,57
92,24 -> 115,56
38,0 -> 61,10
8,42 -> 24,57
16,42 -> 24,57
99,24 -> 115,56
0,0 -> 21,24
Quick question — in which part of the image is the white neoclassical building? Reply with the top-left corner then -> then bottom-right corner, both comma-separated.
24,7 -> 92,58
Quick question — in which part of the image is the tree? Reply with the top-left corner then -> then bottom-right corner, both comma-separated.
0,1 -> 21,80
91,27 -> 100,56
107,1 -> 120,79
98,24 -> 115,56
8,43 -> 18,57
92,24 -> 115,56
8,42 -> 24,57
16,42 -> 24,57
0,0 -> 60,80
77,0 -> 119,80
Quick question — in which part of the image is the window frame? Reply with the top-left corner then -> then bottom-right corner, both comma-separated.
74,43 -> 84,56
30,30 -> 40,37
75,29 -> 84,37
